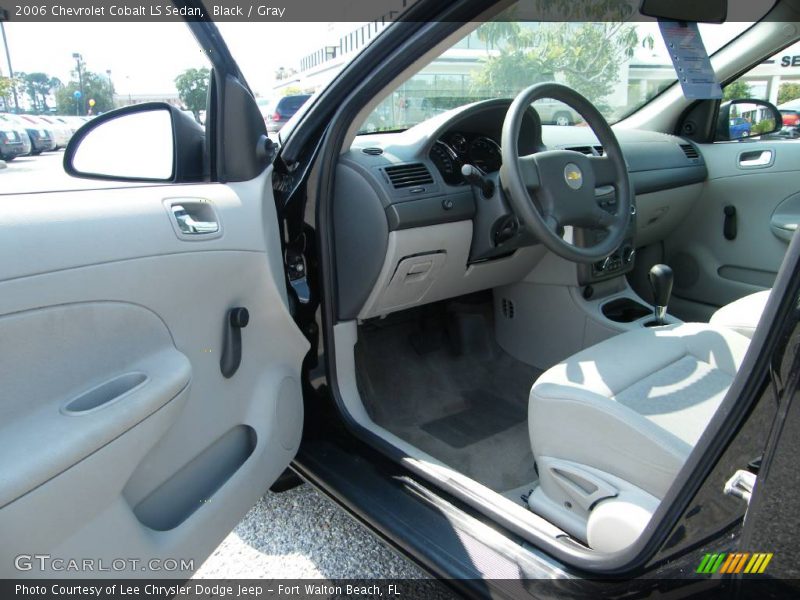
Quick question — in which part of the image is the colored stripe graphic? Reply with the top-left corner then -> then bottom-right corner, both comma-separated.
744,553 -> 773,574
719,554 -> 736,574
697,553 -> 726,574
698,552 -> 773,574
732,553 -> 749,574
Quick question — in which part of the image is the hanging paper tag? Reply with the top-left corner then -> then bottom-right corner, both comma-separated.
659,20 -> 723,100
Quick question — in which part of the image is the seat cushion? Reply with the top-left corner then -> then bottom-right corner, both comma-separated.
710,290 -> 771,339
529,323 -> 751,499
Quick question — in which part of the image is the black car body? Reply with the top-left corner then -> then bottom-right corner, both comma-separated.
0,115 -> 33,160
0,129 -> 27,161
26,128 -> 56,154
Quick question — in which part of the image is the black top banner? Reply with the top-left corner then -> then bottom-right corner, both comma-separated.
0,0 -> 781,23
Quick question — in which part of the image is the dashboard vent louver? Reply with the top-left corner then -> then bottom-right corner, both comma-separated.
361,147 -> 383,156
680,144 -> 700,160
566,146 -> 603,156
384,163 -> 434,188
501,298 -> 515,319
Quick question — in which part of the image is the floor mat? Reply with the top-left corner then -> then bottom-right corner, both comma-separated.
355,297 -> 543,492
420,389 -> 528,448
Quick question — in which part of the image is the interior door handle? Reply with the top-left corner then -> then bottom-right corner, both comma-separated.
738,149 -> 774,169
171,204 -> 219,234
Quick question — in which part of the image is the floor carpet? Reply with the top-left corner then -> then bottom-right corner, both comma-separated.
355,299 -> 541,493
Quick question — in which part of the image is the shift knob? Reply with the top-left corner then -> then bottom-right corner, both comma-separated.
649,264 -> 673,324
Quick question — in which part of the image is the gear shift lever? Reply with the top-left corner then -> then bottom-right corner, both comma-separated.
648,264 -> 673,325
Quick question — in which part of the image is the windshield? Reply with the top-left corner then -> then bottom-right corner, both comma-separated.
360,7 -> 753,133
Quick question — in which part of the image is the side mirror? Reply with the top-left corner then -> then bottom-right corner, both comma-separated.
64,102 -> 206,182
716,99 -> 782,142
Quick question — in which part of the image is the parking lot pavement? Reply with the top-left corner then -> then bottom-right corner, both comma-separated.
193,484 -> 429,579
4,153 -> 428,581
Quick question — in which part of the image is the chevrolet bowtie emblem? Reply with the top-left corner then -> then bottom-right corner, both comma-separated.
564,164 -> 583,190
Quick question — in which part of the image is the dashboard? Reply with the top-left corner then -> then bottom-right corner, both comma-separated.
333,98 -> 708,320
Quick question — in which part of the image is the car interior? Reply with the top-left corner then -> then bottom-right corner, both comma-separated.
2,0 -> 797,581
324,4 -> 799,556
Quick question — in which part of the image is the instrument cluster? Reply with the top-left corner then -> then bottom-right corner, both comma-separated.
428,132 -> 502,185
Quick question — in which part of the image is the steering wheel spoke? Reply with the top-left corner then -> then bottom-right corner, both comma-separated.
518,154 -> 541,189
588,155 -> 616,187
590,205 -> 616,230
542,209 -> 561,233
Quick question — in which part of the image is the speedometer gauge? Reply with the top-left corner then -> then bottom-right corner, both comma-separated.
429,142 -> 461,185
468,137 -> 502,173
450,133 -> 468,155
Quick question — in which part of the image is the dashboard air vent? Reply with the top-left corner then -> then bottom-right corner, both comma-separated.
501,298 -> 515,319
566,146 -> 603,156
361,147 -> 383,156
566,146 -> 594,155
680,144 -> 700,160
384,163 -> 434,188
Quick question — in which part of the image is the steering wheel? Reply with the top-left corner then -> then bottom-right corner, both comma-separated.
500,83 -> 632,263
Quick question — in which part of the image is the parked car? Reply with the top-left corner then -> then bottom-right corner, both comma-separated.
0,114 -> 32,160
265,94 -> 311,133
5,0 -> 800,595
35,115 -> 73,148
534,98 -> 584,125
52,115 -> 84,137
729,116 -> 752,138
0,127 -> 27,161
778,98 -> 800,138
1,114 -> 55,155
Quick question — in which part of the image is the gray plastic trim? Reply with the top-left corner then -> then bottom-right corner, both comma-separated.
385,190 -> 475,230
132,425 -> 257,531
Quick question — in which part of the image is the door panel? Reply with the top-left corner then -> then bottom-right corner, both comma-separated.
664,140 -> 800,318
0,170 -> 309,577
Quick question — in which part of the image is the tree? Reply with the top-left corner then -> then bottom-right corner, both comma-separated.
21,72 -> 59,112
0,75 -> 13,111
778,82 -> 800,106
752,118 -> 776,135
55,70 -> 114,116
471,2 -> 652,113
1,74 -> 26,112
175,67 -> 210,120
723,80 -> 752,101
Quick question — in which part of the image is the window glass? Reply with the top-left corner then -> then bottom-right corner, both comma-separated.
723,41 -> 800,139
0,22 -> 209,194
360,4 -> 757,133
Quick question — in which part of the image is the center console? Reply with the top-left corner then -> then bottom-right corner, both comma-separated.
575,188 -> 637,285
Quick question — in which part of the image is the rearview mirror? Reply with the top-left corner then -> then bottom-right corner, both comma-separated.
64,102 -> 206,182
640,0 -> 726,23
716,99 -> 782,142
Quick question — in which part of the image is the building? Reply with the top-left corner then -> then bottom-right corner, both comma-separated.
739,46 -> 800,105
113,92 -> 180,108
